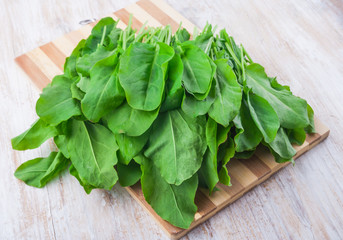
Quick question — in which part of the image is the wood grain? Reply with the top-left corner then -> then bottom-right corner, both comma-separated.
1,0 -> 342,239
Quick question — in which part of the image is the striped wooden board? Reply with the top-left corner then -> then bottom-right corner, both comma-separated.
14,0 -> 330,239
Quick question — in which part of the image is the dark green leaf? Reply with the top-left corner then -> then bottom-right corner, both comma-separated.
208,59 -> 242,127
117,160 -> 142,187
115,130 -> 150,165
145,109 -> 206,185
181,82 -> 215,117
181,42 -> 214,98
246,90 -> 280,143
81,53 -> 125,122
103,102 -> 159,137
67,119 -> 118,190
266,128 -> 296,161
141,155 -> 198,229
233,99 -> 263,152
287,128 -> 307,145
305,104 -> 316,133
245,64 -> 309,129
161,53 -> 184,112
119,42 -> 174,111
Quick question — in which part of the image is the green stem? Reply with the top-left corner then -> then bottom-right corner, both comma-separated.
242,46 -> 253,63
100,26 -> 107,46
193,27 -> 199,39
204,37 -> 213,55
240,45 -> 246,83
166,25 -> 172,45
224,42 -> 241,69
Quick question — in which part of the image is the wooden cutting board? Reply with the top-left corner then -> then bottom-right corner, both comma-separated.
14,0 -> 330,239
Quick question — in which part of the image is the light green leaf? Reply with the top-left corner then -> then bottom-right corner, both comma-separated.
70,78 -> 85,101
64,40 -> 86,78
12,119 -> 58,150
14,152 -> 69,188
54,135 -> 70,158
36,75 -> 81,126
77,46 -> 115,77
69,164 -> 95,194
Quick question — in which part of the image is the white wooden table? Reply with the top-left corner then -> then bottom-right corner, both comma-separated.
1,0 -> 342,239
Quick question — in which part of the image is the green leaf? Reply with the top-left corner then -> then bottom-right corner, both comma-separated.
69,164 -> 95,194
234,150 -> 255,159
119,42 -> 174,111
161,53 -> 184,112
77,76 -> 90,93
141,155 -> 198,229
117,160 -> 142,187
115,131 -> 150,165
217,123 -> 231,147
82,17 -> 117,54
64,40 -> 86,78
266,128 -> 296,162
67,119 -> 118,190
198,149 -> 218,193
194,24 -> 214,55
305,104 -> 316,133
181,42 -> 214,98
145,109 -> 206,185
287,128 -> 307,145
14,152 -> 69,188
81,53 -> 125,122
198,118 -> 218,193
12,119 -> 58,150
54,135 -> 70,158
208,59 -> 242,127
174,28 -> 190,43
181,83 -> 215,117
36,75 -> 81,126
246,90 -> 280,143
70,79 -> 85,101
103,102 -> 159,137
217,137 -> 235,186
233,99 -> 263,152
77,47 -> 115,77
245,63 -> 309,129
